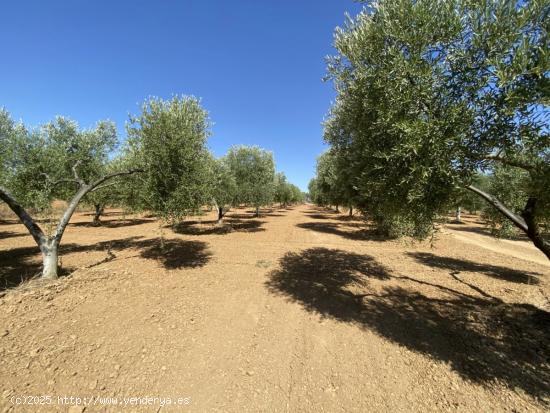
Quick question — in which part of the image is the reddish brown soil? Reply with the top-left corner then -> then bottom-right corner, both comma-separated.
0,205 -> 549,412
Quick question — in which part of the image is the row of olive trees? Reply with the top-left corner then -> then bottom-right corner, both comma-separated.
274,172 -> 305,208
312,0 -> 549,258
0,96 -> 302,279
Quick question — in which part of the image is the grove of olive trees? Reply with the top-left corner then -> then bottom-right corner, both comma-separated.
0,97 -> 302,279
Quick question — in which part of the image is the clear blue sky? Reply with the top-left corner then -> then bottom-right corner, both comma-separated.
1,1 -> 363,191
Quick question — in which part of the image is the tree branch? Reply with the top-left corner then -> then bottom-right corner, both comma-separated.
72,160 -> 85,186
465,185 -> 527,232
40,173 -> 80,187
52,168 -> 143,242
89,182 -> 117,193
482,155 -> 535,172
0,186 -> 45,246
89,169 -> 144,191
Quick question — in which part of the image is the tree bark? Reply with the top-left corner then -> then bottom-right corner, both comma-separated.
455,206 -> 461,223
521,198 -> 550,260
466,185 -> 550,260
41,238 -> 59,279
255,206 -> 260,217
217,207 -> 224,224
349,206 -> 353,217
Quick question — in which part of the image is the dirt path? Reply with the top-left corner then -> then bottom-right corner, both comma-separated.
443,216 -> 550,268
1,206 -> 549,412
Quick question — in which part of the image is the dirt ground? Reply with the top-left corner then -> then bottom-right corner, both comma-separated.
0,205 -> 549,412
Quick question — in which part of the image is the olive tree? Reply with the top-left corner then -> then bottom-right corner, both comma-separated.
315,151 -> 349,212
0,112 -> 141,278
288,184 -> 305,205
274,172 -> 291,207
324,0 -> 550,256
126,96 -> 212,230
208,155 -> 237,223
226,145 -> 275,217
308,177 -> 325,206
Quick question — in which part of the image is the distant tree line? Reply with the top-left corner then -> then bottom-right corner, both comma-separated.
0,96 -> 304,279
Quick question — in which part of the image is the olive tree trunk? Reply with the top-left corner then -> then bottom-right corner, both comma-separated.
93,203 -> 104,226
0,167 -> 141,279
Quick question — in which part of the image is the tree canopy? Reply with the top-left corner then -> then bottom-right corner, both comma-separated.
127,96 -> 212,222
321,0 -> 549,253
226,145 -> 275,213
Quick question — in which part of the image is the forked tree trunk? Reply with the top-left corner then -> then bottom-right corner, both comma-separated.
0,167 -> 142,279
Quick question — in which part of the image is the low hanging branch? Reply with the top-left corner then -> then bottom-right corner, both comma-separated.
0,164 -> 143,278
466,185 -> 528,232
0,186 -> 45,246
466,185 -> 550,260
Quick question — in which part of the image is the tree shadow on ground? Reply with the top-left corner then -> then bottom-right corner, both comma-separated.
296,222 -> 386,241
304,212 -> 364,223
408,252 -> 542,285
266,248 -> 550,401
70,218 -> 154,228
0,237 -> 211,291
0,231 -> 29,240
266,248 -> 390,318
0,243 -> 76,291
173,218 -> 265,235
306,213 -> 332,220
82,211 -> 127,217
304,208 -> 338,215
226,213 -> 260,220
137,238 -> 211,269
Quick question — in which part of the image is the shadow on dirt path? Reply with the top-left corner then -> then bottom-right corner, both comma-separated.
0,237 -> 212,291
266,247 -> 550,401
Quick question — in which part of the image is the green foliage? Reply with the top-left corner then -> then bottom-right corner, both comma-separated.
483,165 -> 530,237
310,150 -> 358,210
127,96 -> 212,222
274,172 -> 291,205
323,0 -> 549,238
273,172 -> 303,206
1,110 -> 120,212
208,155 -> 238,211
226,145 -> 275,208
